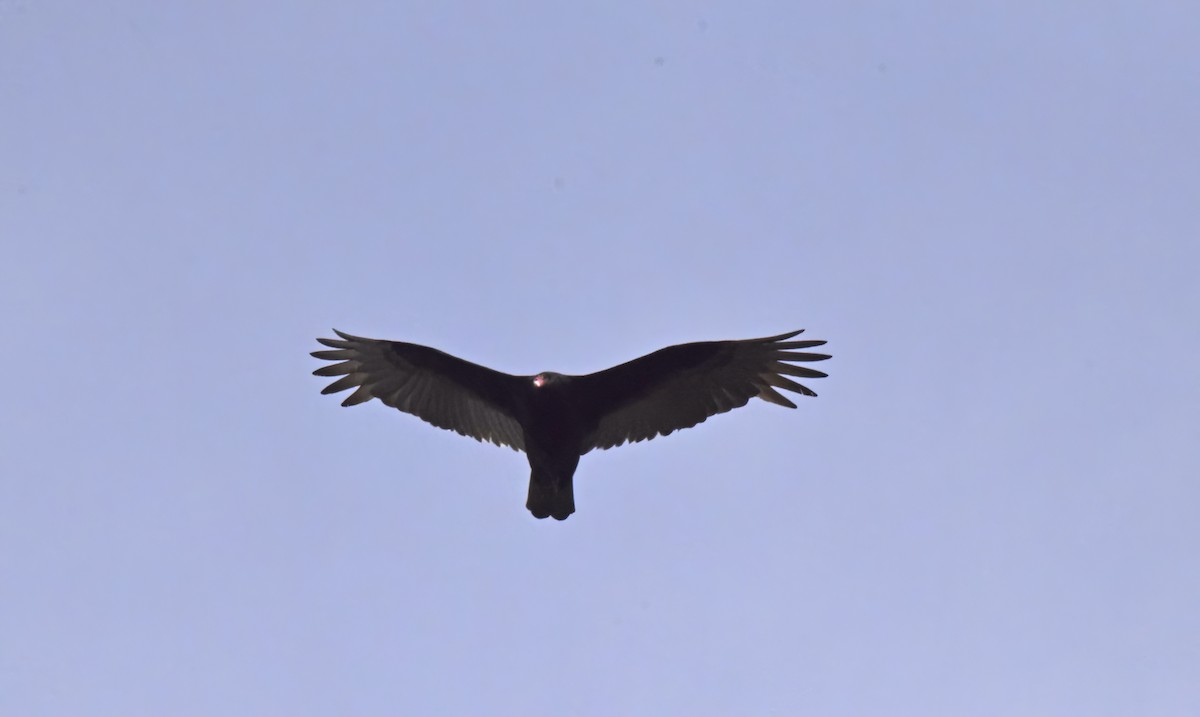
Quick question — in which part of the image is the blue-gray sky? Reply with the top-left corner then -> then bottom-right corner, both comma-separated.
3,2 -> 1198,715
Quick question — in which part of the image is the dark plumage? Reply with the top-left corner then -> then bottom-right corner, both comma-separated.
311,329 -> 830,520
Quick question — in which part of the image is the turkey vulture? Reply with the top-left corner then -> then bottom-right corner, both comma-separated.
311,329 -> 830,520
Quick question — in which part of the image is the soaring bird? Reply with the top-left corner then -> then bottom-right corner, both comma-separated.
311,329 -> 830,520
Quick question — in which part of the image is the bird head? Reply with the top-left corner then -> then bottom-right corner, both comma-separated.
532,372 -> 568,389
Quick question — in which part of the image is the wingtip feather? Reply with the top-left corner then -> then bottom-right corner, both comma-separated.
757,385 -> 799,408
333,328 -> 366,341
341,385 -> 375,406
762,329 -> 805,342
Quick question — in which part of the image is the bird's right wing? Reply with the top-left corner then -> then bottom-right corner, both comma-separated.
311,330 -> 527,451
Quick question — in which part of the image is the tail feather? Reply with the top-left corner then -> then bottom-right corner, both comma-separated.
526,472 -> 575,520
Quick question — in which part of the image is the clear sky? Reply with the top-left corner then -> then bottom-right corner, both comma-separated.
3,2 -> 1198,715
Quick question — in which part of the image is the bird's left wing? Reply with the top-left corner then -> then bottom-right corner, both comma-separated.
575,330 -> 830,451
312,330 -> 526,451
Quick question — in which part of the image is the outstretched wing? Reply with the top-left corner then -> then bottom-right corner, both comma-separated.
311,330 -> 527,451
576,330 -> 830,451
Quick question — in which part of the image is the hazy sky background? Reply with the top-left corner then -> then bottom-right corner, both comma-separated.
3,2 -> 1198,715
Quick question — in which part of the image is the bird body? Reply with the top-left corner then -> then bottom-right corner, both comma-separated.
312,330 -> 830,519
518,373 -> 586,519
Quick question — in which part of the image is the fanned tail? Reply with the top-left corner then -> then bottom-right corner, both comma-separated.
526,470 -> 575,521
525,449 -> 578,521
